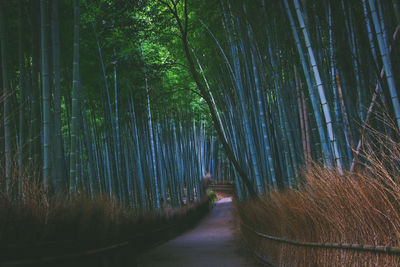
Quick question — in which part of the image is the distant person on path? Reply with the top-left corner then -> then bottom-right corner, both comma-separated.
201,171 -> 213,198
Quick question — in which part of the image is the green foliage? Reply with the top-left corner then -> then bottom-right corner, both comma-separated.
77,0 -> 208,122
206,189 -> 217,203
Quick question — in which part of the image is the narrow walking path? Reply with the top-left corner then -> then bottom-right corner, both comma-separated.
136,197 -> 258,267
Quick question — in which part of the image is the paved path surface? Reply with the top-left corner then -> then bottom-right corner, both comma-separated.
136,197 -> 258,267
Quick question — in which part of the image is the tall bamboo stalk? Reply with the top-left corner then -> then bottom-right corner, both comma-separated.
40,0 -> 52,189
368,0 -> 400,130
70,0 -> 80,193
293,0 -> 343,173
51,0 -> 67,191
0,1 -> 11,191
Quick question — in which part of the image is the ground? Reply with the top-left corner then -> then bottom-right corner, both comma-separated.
136,197 -> 258,267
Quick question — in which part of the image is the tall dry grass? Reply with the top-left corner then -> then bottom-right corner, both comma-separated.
0,161 -> 212,264
238,125 -> 400,266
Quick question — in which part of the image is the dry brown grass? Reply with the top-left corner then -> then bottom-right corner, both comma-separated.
0,189 -> 210,246
0,161 -> 212,264
238,128 -> 400,266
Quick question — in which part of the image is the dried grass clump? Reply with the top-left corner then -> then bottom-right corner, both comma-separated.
0,160 -> 212,263
238,127 -> 400,266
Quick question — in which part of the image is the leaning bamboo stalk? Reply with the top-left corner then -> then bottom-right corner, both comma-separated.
335,73 -> 355,155
221,1 -> 263,194
301,90 -> 311,163
350,26 -> 400,172
295,65 -> 307,163
368,0 -> 400,130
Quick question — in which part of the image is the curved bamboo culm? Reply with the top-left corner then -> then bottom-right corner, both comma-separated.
191,47 -> 228,142
195,21 -> 256,196
198,15 -> 272,194
221,0 -> 263,194
159,0 -> 259,198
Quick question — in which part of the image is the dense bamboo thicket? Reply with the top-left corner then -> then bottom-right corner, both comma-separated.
1,0 -> 400,265
158,0 -> 400,265
0,0 -> 236,214
1,0 -> 398,206
181,0 -> 400,198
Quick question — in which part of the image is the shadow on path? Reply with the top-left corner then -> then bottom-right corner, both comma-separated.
136,197 -> 258,267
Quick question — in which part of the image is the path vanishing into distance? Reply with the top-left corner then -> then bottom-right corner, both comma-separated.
136,197 -> 258,267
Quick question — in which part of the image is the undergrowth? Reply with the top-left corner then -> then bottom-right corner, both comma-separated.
238,125 -> 400,266
0,192 -> 209,246
0,167 -> 211,265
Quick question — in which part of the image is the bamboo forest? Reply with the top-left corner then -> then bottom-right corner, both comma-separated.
1,0 -> 400,266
